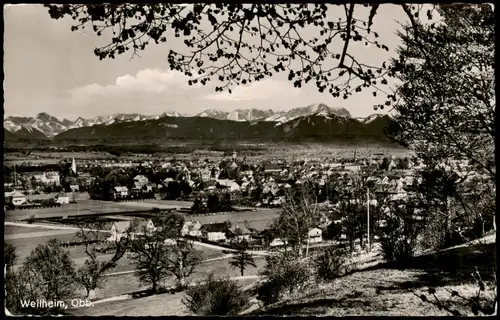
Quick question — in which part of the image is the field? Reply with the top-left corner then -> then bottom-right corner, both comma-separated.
4,200 -> 151,221
188,209 -> 280,230
73,255 -> 267,302
4,225 -> 53,235
114,200 -> 194,210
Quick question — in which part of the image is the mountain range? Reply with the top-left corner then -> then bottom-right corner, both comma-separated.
4,104 -> 395,144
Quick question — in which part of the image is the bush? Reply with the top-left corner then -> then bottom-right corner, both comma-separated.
379,201 -> 423,265
26,214 -> 36,224
314,246 -> 348,282
256,252 -> 310,306
183,274 -> 250,315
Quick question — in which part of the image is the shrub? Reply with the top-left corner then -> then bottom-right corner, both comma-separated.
26,214 -> 36,224
256,252 -> 310,306
378,201 -> 423,265
183,274 -> 250,315
314,246 -> 348,282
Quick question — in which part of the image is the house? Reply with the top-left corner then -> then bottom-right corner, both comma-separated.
55,192 -> 70,204
69,184 -> 80,192
8,191 -> 27,206
305,227 -> 323,244
182,221 -> 202,238
264,163 -> 282,174
134,175 -> 149,185
200,223 -> 229,242
228,225 -> 252,242
108,221 -> 132,242
113,186 -> 129,198
41,172 -> 61,186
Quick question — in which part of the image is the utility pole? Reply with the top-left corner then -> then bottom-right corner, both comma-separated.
367,187 -> 371,252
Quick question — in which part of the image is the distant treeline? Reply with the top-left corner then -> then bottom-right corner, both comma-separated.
4,141 -> 270,155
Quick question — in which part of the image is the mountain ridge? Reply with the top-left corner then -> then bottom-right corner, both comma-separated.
4,104 -> 391,143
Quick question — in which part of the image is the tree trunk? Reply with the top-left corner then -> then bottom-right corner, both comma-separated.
152,281 -> 157,293
240,263 -> 244,277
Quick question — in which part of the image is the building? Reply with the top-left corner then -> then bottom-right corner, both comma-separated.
182,221 -> 202,238
305,228 -> 323,244
112,186 -> 129,198
56,192 -> 70,204
108,221 -> 132,242
7,191 -> 27,206
133,175 -> 149,187
200,223 -> 229,242
33,172 -> 61,186
228,225 -> 252,242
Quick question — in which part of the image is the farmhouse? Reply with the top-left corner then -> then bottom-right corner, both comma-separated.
55,192 -> 70,204
200,223 -> 229,242
182,221 -> 202,238
108,221 -> 131,242
112,186 -> 129,198
7,191 -> 27,206
228,225 -> 252,242
306,227 -> 323,244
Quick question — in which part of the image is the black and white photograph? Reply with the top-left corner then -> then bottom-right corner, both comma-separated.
3,3 -> 496,317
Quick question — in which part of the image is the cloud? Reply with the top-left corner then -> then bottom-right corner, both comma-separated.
203,78 -> 299,102
70,69 -> 191,99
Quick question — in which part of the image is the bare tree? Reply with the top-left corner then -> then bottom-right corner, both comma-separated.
273,182 -> 322,258
166,239 -> 202,290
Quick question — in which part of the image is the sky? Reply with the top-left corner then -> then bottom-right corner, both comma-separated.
4,4 -> 416,120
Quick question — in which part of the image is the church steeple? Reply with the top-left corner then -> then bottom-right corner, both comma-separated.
71,157 -> 77,175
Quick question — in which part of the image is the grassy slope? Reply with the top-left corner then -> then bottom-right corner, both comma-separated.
254,236 -> 496,316
73,234 -> 496,316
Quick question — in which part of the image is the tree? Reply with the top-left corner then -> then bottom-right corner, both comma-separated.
378,199 -> 425,264
22,239 -> 77,303
166,239 -> 202,290
191,196 -> 206,214
73,218 -> 133,298
229,240 -> 257,276
45,4 -> 437,104
389,4 -> 495,182
207,192 -> 221,212
273,183 -> 322,257
128,213 -> 185,293
4,243 -> 18,271
220,191 -> 232,211
379,157 -> 390,170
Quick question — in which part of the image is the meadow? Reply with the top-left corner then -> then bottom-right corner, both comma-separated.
4,200 -> 151,221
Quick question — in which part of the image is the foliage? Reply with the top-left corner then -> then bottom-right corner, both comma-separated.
229,240 -> 257,276
22,239 -> 77,303
314,246 -> 348,282
220,191 -> 232,211
417,271 -> 497,316
257,252 -> 310,306
191,196 -> 207,214
4,243 -> 18,271
27,213 -> 36,224
207,192 -> 221,212
183,273 -> 250,316
379,157 -> 390,170
378,200 -> 424,264
390,4 -> 495,182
